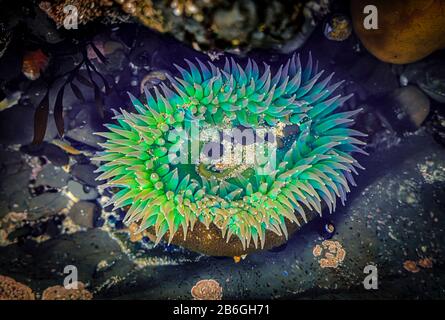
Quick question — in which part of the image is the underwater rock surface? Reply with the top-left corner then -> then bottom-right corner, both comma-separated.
35,0 -> 331,52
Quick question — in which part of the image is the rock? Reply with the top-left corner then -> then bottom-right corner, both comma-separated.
21,142 -> 69,166
417,63 -> 445,104
0,105 -> 58,145
399,57 -> 445,103
0,149 -> 33,216
70,164 -> 100,187
351,0 -> 445,64
0,38 -> 21,81
27,192 -> 69,220
44,215 -> 64,238
35,164 -> 70,189
392,86 -> 430,128
7,214 -> 64,242
67,180 -> 99,201
0,200 -> 8,219
20,143 -> 46,157
42,144 -> 69,166
69,201 -> 99,228
0,229 -> 133,292
8,190 -> 31,213
65,105 -> 105,149
429,110 -> 445,147
336,53 -> 399,99
25,7 -> 64,44
0,151 -> 31,195
0,106 -> 35,145
0,23 -> 11,59
72,154 -> 90,165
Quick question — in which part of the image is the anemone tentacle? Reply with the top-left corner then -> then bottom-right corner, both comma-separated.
95,54 -> 366,250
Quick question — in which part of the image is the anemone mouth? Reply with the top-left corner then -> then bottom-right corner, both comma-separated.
94,54 -> 367,252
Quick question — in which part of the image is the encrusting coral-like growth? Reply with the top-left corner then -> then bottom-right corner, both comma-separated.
0,275 -> 35,300
42,282 -> 93,300
95,54 -> 366,252
191,279 -> 223,300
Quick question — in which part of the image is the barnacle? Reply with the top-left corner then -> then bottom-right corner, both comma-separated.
95,54 -> 366,252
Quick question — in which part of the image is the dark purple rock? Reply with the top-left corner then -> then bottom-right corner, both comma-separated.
71,163 -> 100,187
42,143 -> 69,166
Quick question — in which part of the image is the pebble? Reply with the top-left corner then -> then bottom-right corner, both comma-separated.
70,164 -> 100,187
0,105 -> 58,145
35,164 -> 70,189
69,201 -> 98,228
67,180 -> 99,201
65,106 -> 105,149
393,86 -> 430,128
27,192 -> 69,220
42,144 -> 69,166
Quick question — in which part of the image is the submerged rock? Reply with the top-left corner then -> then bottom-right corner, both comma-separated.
351,0 -> 445,64
0,229 -> 133,293
0,105 -> 58,145
400,57 -> 445,103
70,164 -> 100,187
36,0 -> 326,51
0,23 -> 12,59
0,148 -> 33,218
211,1 -> 258,44
69,201 -> 99,229
35,164 -> 70,189
392,86 -> 431,128
67,180 -> 99,201
27,192 -> 69,220
65,104 -> 105,149
418,63 -> 445,104
41,144 -> 69,167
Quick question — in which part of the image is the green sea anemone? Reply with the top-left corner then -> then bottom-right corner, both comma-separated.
94,54 -> 366,251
